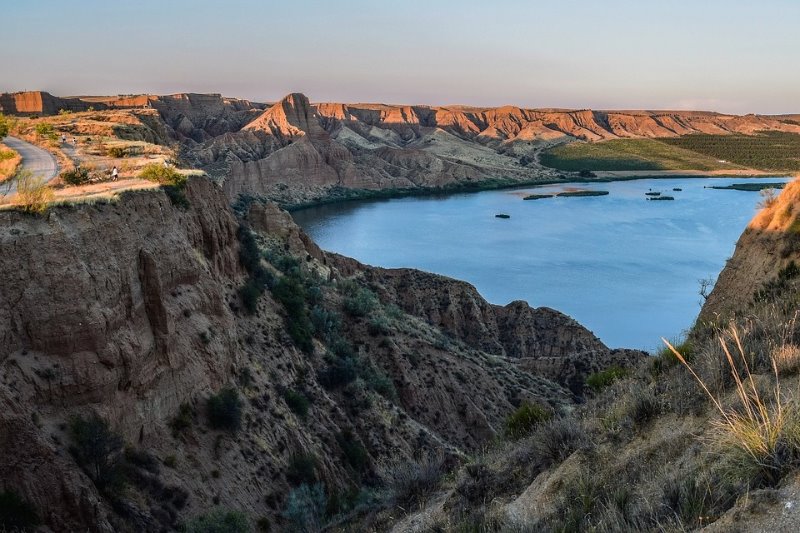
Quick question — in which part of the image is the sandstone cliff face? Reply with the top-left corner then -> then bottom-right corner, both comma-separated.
189,93 -> 800,205
0,177 -> 240,531
0,180 -> 634,531
701,178 -> 800,321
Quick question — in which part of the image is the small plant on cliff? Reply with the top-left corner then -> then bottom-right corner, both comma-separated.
0,490 -> 40,531
207,387 -> 242,432
272,275 -> 314,352
184,507 -> 249,533
69,414 -> 126,492
504,401 -> 553,440
283,483 -> 326,532
385,454 -> 446,509
283,388 -> 311,418
343,286 -> 379,317
287,453 -> 319,486
336,429 -> 369,473
586,365 -> 629,392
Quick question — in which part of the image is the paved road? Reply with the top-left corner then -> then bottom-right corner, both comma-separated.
1,136 -> 59,195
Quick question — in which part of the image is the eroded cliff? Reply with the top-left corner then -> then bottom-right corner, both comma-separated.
0,177 -> 635,531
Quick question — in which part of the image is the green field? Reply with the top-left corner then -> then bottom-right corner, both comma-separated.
660,132 -> 800,171
540,131 -> 800,172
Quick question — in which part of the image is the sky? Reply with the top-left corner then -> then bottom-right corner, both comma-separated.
2,0 -> 798,114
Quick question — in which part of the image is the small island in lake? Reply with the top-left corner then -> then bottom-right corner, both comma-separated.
556,190 -> 609,197
709,182 -> 787,191
647,195 -> 675,201
495,213 -> 511,218
523,194 -> 555,200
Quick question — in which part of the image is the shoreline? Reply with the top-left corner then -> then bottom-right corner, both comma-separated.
285,171 -> 793,212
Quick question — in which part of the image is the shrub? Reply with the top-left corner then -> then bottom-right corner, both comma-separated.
34,122 -> 54,137
343,287 -> 378,317
532,417 -> 588,466
107,146 -> 127,158
385,454 -> 445,508
287,454 -> 318,486
170,402 -> 194,436
336,429 -> 369,473
14,169 -> 54,214
138,163 -> 186,187
586,365 -> 629,392
505,402 -> 553,439
0,490 -> 39,531
0,113 -> 10,138
185,508 -> 249,533
368,314 -> 391,336
207,387 -> 242,431
272,276 -> 313,352
239,279 -> 262,314
60,166 -> 90,185
69,414 -> 126,492
310,305 -> 341,343
283,483 -> 326,533
283,389 -> 310,418
578,169 -> 596,177
318,356 -> 358,389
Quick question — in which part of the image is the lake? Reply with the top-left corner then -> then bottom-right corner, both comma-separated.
292,177 -> 792,351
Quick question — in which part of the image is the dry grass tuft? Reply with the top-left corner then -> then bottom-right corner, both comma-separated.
664,325 -> 800,486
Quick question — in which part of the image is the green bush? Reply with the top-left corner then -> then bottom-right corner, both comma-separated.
310,305 -> 341,343
138,163 -> 186,187
586,365 -> 629,392
185,508 -> 249,533
239,279 -> 262,314
60,166 -> 90,185
170,402 -> 194,436
283,389 -> 310,418
272,276 -> 313,352
343,287 -> 379,317
207,387 -> 242,431
283,483 -> 326,532
34,122 -> 54,137
0,113 -> 10,138
336,429 -> 369,473
69,415 -> 126,492
0,490 -> 39,531
504,402 -> 553,439
318,356 -> 359,389
287,454 -> 318,486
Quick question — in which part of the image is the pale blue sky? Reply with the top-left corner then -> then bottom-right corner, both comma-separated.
2,0 -> 798,113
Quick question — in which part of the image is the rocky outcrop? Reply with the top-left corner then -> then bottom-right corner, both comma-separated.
334,258 -> 645,398
0,91 -> 104,115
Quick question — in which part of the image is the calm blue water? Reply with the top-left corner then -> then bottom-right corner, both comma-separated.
293,177 -> 792,351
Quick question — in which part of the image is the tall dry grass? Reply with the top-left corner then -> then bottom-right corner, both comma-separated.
664,325 -> 800,486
